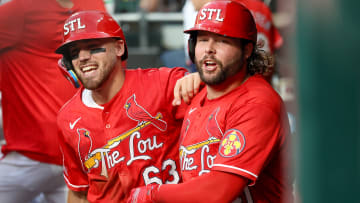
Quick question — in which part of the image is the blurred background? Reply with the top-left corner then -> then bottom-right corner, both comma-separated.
110,0 -> 189,69
1,0 -> 359,202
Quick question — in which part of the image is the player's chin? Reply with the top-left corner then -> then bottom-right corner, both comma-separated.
81,80 -> 102,90
201,74 -> 224,86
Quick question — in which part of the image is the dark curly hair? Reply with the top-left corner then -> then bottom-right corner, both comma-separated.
244,39 -> 274,76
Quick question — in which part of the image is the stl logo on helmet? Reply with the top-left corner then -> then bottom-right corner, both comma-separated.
64,17 -> 86,36
199,8 -> 224,22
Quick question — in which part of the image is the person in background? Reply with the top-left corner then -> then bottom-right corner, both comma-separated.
140,0 -> 211,72
139,0 -> 183,12
0,0 -> 106,202
235,0 -> 283,84
128,1 -> 293,202
139,0 -> 160,12
55,10 -> 198,203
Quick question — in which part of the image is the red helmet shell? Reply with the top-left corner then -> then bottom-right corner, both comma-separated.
56,10 -> 128,60
185,0 -> 257,43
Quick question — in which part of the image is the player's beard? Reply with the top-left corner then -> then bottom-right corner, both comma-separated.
195,54 -> 246,86
77,60 -> 116,90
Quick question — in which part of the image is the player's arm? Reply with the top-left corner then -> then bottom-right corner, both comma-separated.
68,190 -> 89,203
128,170 -> 248,203
172,72 -> 203,106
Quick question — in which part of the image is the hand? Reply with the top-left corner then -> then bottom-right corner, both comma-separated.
172,72 -> 203,106
127,184 -> 160,203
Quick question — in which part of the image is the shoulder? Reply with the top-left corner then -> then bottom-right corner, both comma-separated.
221,76 -> 287,131
235,75 -> 284,112
58,88 -> 83,117
126,67 -> 188,83
129,67 -> 187,75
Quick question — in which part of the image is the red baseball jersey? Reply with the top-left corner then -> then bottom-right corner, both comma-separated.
179,75 -> 293,202
237,0 -> 283,53
0,0 -> 106,164
57,68 -> 188,202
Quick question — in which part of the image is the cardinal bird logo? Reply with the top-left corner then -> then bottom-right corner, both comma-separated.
179,107 -> 223,158
124,94 -> 167,131
206,107 -> 223,139
77,128 -> 93,173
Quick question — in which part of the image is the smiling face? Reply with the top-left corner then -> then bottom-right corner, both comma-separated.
194,31 -> 248,86
69,38 -> 124,90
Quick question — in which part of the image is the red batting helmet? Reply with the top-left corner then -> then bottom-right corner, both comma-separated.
185,0 -> 257,62
55,10 -> 128,61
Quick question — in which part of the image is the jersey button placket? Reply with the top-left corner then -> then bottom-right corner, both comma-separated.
104,111 -> 111,129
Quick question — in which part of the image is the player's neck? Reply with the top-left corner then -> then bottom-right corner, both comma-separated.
91,62 -> 125,105
206,70 -> 249,100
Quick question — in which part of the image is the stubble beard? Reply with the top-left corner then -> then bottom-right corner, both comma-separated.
77,63 -> 114,90
196,55 -> 245,86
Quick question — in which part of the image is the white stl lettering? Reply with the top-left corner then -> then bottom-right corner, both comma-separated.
64,18 -> 86,35
199,8 -> 224,22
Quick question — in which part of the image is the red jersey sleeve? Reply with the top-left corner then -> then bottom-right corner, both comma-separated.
272,23 -> 283,50
212,103 -> 284,185
154,171 -> 248,203
0,0 -> 25,50
157,67 -> 189,120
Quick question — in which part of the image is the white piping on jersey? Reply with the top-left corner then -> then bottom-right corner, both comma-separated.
82,89 -> 104,109
64,174 -> 89,188
212,164 -> 258,179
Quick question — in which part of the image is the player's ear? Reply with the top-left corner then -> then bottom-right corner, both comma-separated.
114,39 -> 125,58
244,42 -> 254,60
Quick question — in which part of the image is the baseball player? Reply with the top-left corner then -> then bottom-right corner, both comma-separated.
55,10 -> 195,203
0,0 -> 106,202
128,1 -> 293,202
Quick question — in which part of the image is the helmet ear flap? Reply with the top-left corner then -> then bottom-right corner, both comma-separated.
188,33 -> 197,64
57,57 -> 81,88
